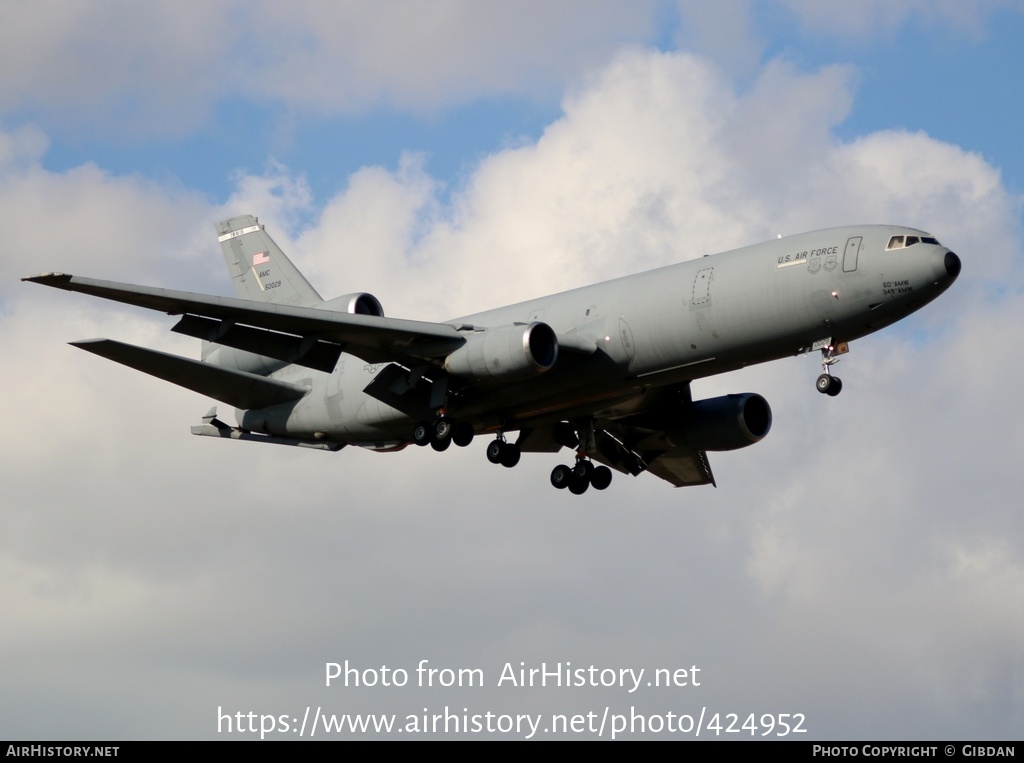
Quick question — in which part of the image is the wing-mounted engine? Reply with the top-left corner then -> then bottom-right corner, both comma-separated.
668,392 -> 772,451
316,292 -> 384,316
443,322 -> 559,385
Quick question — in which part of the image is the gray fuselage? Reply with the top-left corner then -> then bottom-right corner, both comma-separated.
236,225 -> 959,446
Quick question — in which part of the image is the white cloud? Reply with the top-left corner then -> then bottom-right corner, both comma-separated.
2,0 -> 1017,142
0,135 -> 209,292
0,0 -> 227,136
0,0 -> 655,136
242,0 -> 656,113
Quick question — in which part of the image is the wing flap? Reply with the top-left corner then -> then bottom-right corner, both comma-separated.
643,448 -> 716,487
24,273 -> 466,365
588,382 -> 718,487
170,314 -> 343,373
70,338 -> 309,410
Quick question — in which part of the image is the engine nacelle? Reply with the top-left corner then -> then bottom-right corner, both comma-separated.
443,322 -> 559,384
668,393 -> 772,451
317,292 -> 385,317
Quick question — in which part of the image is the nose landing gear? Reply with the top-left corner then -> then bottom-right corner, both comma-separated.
815,341 -> 847,397
816,373 -> 842,396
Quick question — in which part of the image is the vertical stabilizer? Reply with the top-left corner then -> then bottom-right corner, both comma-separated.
215,215 -> 322,306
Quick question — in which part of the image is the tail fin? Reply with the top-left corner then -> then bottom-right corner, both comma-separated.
215,215 -> 322,306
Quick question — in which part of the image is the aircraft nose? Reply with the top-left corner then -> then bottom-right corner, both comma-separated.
944,251 -> 961,280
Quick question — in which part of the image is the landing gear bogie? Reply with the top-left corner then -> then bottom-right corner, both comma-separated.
417,414 -> 476,449
486,438 -> 521,468
487,419 -> 617,496
550,458 -> 613,494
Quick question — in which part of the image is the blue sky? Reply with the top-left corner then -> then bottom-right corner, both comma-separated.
19,2 -> 1024,202
2,1 -> 1022,740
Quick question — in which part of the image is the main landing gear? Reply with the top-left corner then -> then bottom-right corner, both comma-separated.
548,419 -> 614,494
483,420 -> 614,495
550,457 -> 612,495
815,343 -> 845,397
412,415 -> 474,451
485,436 -> 521,468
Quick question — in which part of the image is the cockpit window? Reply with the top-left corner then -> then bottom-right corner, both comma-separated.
887,234 -> 941,250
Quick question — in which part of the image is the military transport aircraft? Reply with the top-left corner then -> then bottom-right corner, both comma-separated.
24,216 -> 960,494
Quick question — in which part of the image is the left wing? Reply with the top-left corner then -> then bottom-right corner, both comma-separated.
23,273 -> 468,367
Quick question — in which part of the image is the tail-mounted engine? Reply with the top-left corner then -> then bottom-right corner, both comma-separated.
443,322 -> 559,385
316,292 -> 385,316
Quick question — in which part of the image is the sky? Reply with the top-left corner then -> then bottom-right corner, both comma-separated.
2,0 -> 1022,741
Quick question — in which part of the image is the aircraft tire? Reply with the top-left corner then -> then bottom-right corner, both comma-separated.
434,417 -> 453,442
568,475 -> 590,495
816,374 -> 833,394
413,422 -> 432,446
591,465 -> 612,490
826,377 -> 843,397
430,436 -> 452,452
486,440 -> 506,464
573,460 -> 594,481
550,464 -> 572,489
453,421 -> 475,447
500,442 -> 521,468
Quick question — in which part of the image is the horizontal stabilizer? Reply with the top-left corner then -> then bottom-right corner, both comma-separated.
70,338 -> 309,410
191,423 -> 344,451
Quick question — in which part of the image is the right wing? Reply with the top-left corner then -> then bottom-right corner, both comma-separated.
592,383 -> 717,487
588,426 -> 716,488
515,382 -> 717,489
